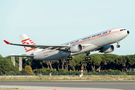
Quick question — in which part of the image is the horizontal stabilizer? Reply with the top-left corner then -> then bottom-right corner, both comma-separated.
8,55 -> 34,57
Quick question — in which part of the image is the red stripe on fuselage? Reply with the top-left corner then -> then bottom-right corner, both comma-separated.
35,30 -> 121,56
71,30 -> 120,45
35,50 -> 57,56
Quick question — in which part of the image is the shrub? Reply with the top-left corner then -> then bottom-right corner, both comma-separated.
22,65 -> 34,75
33,68 -> 57,73
58,69 -> 68,72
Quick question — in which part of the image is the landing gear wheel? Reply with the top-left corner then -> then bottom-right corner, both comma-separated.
88,57 -> 91,60
116,41 -> 120,48
85,56 -> 91,60
117,45 -> 120,48
85,52 -> 91,60
68,56 -> 72,60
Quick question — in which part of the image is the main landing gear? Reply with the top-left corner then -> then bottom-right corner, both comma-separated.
85,53 -> 91,60
67,56 -> 72,60
67,53 -> 91,61
116,41 -> 120,48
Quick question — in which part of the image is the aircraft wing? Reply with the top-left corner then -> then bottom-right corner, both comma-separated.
8,55 -> 34,57
4,40 -> 70,51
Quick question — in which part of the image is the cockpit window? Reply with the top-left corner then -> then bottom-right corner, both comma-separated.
120,29 -> 126,31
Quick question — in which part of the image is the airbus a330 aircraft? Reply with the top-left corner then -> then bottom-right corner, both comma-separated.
4,28 -> 129,60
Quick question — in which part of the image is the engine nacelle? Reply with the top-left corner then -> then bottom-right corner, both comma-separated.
69,44 -> 82,53
100,45 -> 114,53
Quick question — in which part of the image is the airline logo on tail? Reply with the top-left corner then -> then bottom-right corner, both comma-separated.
19,34 -> 36,54
21,38 -> 35,52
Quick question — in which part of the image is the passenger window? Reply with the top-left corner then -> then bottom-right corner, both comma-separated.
120,29 -> 126,31
120,29 -> 123,31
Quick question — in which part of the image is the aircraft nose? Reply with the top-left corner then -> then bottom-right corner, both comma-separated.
127,30 -> 130,34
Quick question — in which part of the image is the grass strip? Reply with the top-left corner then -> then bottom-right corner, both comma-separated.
0,75 -> 135,81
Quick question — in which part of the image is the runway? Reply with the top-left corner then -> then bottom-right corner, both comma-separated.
0,81 -> 135,90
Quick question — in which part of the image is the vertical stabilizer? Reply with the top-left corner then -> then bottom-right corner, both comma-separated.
19,34 -> 36,55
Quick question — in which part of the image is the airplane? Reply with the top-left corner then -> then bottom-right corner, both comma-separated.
4,28 -> 129,60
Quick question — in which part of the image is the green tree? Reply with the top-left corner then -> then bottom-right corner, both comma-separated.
128,55 -> 135,70
72,55 -> 85,71
70,60 -> 76,71
88,54 -> 102,71
102,54 -> 118,70
0,57 -> 19,73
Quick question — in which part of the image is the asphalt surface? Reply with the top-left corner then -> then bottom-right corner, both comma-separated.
0,81 -> 135,90
0,85 -> 120,90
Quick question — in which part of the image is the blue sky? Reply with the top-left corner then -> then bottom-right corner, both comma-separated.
0,0 -> 134,57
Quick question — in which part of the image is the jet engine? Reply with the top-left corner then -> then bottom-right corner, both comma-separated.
99,45 -> 114,53
69,44 -> 82,53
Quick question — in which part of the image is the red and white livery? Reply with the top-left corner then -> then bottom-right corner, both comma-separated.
4,28 -> 129,60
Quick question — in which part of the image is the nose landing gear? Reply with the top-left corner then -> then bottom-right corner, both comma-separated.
116,45 -> 120,48
116,41 -> 120,48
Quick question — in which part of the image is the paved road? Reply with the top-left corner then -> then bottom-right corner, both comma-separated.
0,85 -> 120,90
0,81 -> 135,90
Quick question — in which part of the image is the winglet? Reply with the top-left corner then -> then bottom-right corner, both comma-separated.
4,40 -> 10,44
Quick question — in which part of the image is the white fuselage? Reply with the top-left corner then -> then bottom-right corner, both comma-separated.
34,28 -> 129,60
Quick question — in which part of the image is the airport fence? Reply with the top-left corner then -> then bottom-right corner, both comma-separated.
1,72 -> 135,75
